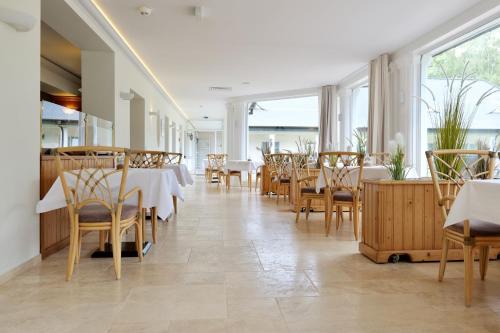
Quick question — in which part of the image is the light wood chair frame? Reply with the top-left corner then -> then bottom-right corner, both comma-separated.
292,153 -> 324,223
268,153 -> 292,203
426,149 -> 498,306
207,153 -> 227,187
129,150 -> 166,243
319,152 -> 364,238
56,146 -> 143,281
164,152 -> 183,165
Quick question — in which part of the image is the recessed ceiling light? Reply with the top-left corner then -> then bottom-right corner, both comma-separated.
199,105 -> 203,108
203,116 -> 209,119
242,82 -> 250,85
138,6 -> 152,16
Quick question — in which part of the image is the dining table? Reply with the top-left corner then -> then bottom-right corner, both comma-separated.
315,165 -> 419,192
224,160 -> 262,190
36,168 -> 183,257
163,163 -> 194,187
445,179 -> 500,228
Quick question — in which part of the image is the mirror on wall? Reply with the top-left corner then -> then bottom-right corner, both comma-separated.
41,100 -> 113,149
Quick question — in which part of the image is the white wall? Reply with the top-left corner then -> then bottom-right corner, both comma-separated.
0,0 -> 41,275
63,0 -> 188,149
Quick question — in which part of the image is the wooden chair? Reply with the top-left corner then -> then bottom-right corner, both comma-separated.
56,146 -> 143,281
426,149 -> 499,306
162,152 -> 182,213
292,153 -> 324,223
164,152 -> 182,165
207,153 -> 226,187
319,152 -> 364,238
268,153 -> 292,203
370,152 -> 390,165
129,150 -> 165,244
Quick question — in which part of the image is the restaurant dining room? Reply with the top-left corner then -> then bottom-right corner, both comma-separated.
1,0 -> 500,332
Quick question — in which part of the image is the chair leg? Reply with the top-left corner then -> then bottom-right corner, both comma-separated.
305,199 -> 312,220
173,196 -> 178,214
276,185 -> 280,204
336,206 -> 341,230
111,224 -> 122,280
65,225 -> 78,281
75,231 -> 83,264
136,218 -> 144,262
295,198 -> 302,224
464,244 -> 473,307
99,230 -> 106,251
353,203 -> 359,241
479,246 -> 490,281
239,174 -> 242,188
151,207 -> 157,244
141,209 -> 146,242
438,237 -> 449,282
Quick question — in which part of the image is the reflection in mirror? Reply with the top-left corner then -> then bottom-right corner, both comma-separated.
41,100 -> 114,149
41,100 -> 84,148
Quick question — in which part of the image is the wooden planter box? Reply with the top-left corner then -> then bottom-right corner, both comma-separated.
360,179 -> 500,263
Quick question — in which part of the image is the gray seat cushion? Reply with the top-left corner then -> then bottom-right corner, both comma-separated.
448,220 -> 500,237
79,204 -> 139,222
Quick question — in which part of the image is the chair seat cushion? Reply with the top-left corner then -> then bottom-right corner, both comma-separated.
448,220 -> 500,237
272,177 -> 290,183
301,187 -> 324,194
229,170 -> 241,175
79,204 -> 139,222
333,190 -> 354,202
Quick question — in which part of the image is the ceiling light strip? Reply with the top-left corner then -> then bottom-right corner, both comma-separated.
89,0 -> 189,120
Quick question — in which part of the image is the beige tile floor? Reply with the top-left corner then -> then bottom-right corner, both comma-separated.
2,177 -> 500,332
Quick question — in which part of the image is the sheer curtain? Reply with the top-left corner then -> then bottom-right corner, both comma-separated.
319,85 -> 338,152
367,54 -> 391,154
226,102 -> 248,160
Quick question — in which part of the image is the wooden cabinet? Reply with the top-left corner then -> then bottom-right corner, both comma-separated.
360,179 -> 500,263
40,155 -> 114,258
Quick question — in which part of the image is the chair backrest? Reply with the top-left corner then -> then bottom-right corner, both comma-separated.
370,152 -> 390,165
290,153 -> 310,180
164,152 -> 182,165
319,151 -> 365,195
207,153 -> 226,170
55,146 -> 130,221
129,150 -> 165,169
268,153 -> 292,180
426,149 -> 495,220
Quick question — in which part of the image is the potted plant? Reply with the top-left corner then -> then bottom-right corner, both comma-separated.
420,62 -> 498,176
385,133 -> 408,180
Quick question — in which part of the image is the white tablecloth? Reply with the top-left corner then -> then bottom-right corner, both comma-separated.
36,169 -> 183,220
445,179 -> 500,228
224,160 -> 262,173
316,165 -> 418,193
163,164 -> 194,186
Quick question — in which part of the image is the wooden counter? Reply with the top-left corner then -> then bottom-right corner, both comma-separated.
360,179 -> 500,263
40,155 -> 115,258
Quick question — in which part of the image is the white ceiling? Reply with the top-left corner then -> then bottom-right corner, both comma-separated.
94,0 -> 480,119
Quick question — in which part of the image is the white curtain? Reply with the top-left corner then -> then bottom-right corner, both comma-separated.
226,102 -> 248,160
319,85 -> 338,152
367,54 -> 391,154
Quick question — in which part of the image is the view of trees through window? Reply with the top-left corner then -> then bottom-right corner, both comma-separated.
421,25 -> 500,156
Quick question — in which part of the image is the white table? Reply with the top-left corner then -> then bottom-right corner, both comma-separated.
224,160 -> 262,190
163,164 -> 194,187
37,168 -> 183,220
316,165 -> 418,192
445,179 -> 500,228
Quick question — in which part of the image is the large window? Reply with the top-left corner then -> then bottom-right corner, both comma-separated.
248,96 -> 319,162
348,84 -> 369,151
420,25 -> 500,171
